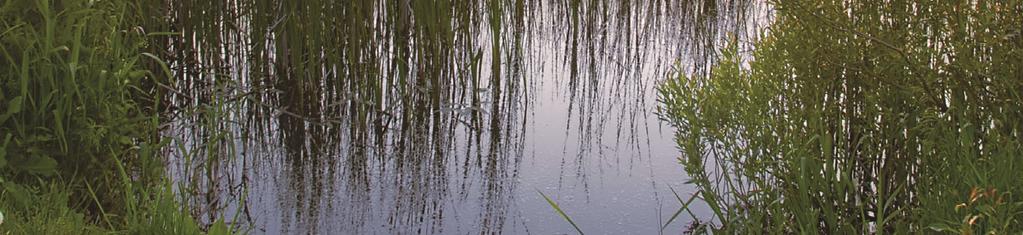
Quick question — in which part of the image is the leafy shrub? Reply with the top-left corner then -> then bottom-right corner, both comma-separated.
659,0 -> 1023,233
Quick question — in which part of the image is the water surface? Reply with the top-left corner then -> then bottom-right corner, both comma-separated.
156,1 -> 768,233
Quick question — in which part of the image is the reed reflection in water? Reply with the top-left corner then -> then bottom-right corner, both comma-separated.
152,0 -> 768,233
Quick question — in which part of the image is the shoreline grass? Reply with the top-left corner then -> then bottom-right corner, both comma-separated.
0,0 -> 224,233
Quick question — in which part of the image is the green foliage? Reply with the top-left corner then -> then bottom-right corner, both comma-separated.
0,181 -> 105,234
0,0 -> 215,233
658,0 -> 1023,233
121,183 -> 211,235
1,0 -> 159,182
0,178 -> 212,234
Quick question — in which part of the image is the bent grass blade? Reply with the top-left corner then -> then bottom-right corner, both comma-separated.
538,190 -> 584,235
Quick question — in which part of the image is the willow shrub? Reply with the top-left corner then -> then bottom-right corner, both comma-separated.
658,0 -> 1023,233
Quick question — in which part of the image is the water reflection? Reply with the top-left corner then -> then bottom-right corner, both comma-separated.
152,0 -> 768,233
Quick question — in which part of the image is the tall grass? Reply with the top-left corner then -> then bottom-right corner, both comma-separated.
0,0 -> 218,233
658,0 -> 1023,233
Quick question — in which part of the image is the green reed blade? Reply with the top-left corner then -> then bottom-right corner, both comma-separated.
538,190 -> 584,235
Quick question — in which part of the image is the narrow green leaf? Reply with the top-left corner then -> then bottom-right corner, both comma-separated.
927,223 -> 955,232
1,96 -> 25,123
538,190 -> 584,235
662,187 -> 700,231
0,134 -> 10,168
209,218 -> 230,235
18,156 -> 57,176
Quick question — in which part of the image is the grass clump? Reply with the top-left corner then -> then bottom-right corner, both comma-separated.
0,0 -> 217,233
658,0 -> 1023,233
0,181 -> 104,233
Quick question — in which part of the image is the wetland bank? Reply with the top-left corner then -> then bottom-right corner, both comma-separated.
2,0 -> 1022,234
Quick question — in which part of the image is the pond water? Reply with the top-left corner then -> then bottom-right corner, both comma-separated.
157,1 -> 768,234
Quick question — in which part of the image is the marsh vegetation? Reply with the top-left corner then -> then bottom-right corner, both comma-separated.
2,0 -> 1021,234
659,1 -> 1023,233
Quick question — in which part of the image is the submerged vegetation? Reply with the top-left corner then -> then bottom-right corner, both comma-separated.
659,0 -> 1023,233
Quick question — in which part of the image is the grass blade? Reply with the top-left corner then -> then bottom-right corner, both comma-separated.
538,190 -> 584,235
661,187 -> 699,232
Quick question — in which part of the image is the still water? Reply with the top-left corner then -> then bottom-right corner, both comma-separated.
157,1 -> 767,233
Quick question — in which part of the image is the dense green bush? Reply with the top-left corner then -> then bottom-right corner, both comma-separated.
659,0 -> 1023,233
